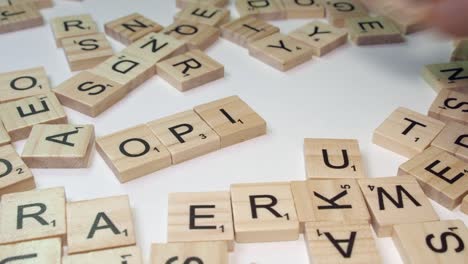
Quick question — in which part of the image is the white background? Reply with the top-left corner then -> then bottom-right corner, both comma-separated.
1,0 -> 467,263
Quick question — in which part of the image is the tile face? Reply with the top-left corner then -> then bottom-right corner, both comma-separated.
373,107 -> 446,158
63,246 -> 142,264
289,21 -> 348,56
392,220 -> 467,264
431,122 -> 468,162
0,3 -> 43,34
67,195 -> 136,254
151,242 -> 228,264
0,144 -> 35,196
62,33 -> 114,71
96,124 -> 172,183
21,124 -> 95,168
167,192 -> 234,250
104,13 -> 163,45
0,121 -> 10,146
358,176 -> 439,237
325,0 -> 368,27
305,222 -> 381,264
147,110 -> 220,164
54,71 -> 129,117
248,33 -> 314,71
291,179 -> 370,232
51,14 -> 98,47
174,5 -> 230,27
304,139 -> 366,179
235,0 -> 286,20
422,61 -> 468,93
220,16 -> 279,48
193,95 -> 267,148
282,0 -> 325,19
428,89 -> 468,125
0,238 -> 61,264
0,92 -> 68,141
0,67 -> 51,103
346,16 -> 404,45
0,187 -> 66,245
156,49 -> 224,91
164,21 -> 220,50
177,0 -> 229,8
452,40 -> 468,61
399,146 -> 468,210
230,182 -> 300,243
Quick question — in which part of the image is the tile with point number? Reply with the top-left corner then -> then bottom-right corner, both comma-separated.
51,14 -> 98,47
62,33 -> 114,71
63,246 -> 142,264
0,3 -> 43,34
0,144 -> 35,197
235,0 -> 286,20
428,89 -> 468,125
220,15 -> 279,48
174,5 -> 230,27
0,238 -> 61,264
0,67 -> 51,103
151,241 -> 228,264
346,16 -> 404,45
324,0 -> 368,27
431,121 -> 468,162
104,13 -> 163,45
422,61 -> 468,93
164,21 -> 219,50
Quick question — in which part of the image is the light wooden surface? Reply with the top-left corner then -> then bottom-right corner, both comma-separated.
156,49 -> 224,91
235,0 -> 286,20
373,107 -> 446,158
0,66 -> 51,103
422,61 -> 468,93
63,246 -> 142,264
193,95 -> 267,148
431,121 -> 468,162
220,15 -> 279,48
50,14 -> 98,47
304,138 -> 366,179
0,92 -> 67,141
61,33 -> 114,71
358,176 -> 439,237
346,16 -> 404,45
0,238 -> 62,264
151,241 -> 228,264
164,21 -> 219,51
462,195 -> 468,214
248,32 -> 314,71
0,121 -> 11,147
66,195 -> 136,254
304,221 -> 381,264
291,179 -> 370,232
230,182 -> 299,243
0,3 -> 43,34
177,0 -> 229,8
147,110 -> 220,164
0,0 -> 53,9
324,0 -> 368,27
451,40 -> 468,61
0,187 -> 66,245
174,5 -> 230,27
21,124 -> 95,168
399,146 -> 468,210
104,13 -> 163,46
96,124 -> 172,183
392,220 -> 467,264
0,144 -> 35,197
167,191 -> 235,250
282,0 -> 325,19
428,89 -> 468,125
289,21 -> 348,56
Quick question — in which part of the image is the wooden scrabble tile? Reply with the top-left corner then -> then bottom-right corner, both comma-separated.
422,61 -> 468,93
151,242 -> 228,264
167,192 -> 234,250
346,16 -> 404,45
220,15 -> 279,48
193,95 -> 267,148
358,176 -> 439,237
62,33 -> 114,71
431,122 -> 468,162
0,238 -> 61,264
63,246 -> 142,264
291,179 -> 370,232
392,220 -> 467,264
230,182 -> 299,243
156,49 -> 224,91
104,13 -> 163,46
304,222 -> 381,264
0,121 -> 11,147
324,0 -> 368,27
51,14 -> 98,47
0,187 -> 66,245
96,125 -> 171,183
90,51 -> 155,90
248,32 -> 314,71
147,110 -> 220,164
163,21 -> 220,50
0,67 -> 51,103
428,90 -> 468,125
462,195 -> 468,214
21,124 -> 95,168
0,0 -> 53,9
177,0 -> 229,8
452,40 -> 468,61
0,3 -> 43,34
399,146 -> 468,210
0,92 -> 68,141
174,5 -> 230,27
373,107 -> 446,158
54,71 -> 129,117
0,144 -> 35,197
289,21 -> 348,57
282,0 -> 325,18
304,138 -> 366,179
235,0 -> 286,20
385,7 -> 429,35
67,195 -> 136,254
